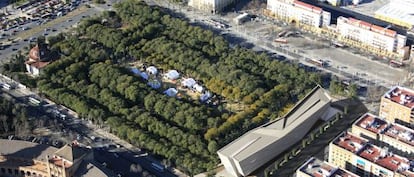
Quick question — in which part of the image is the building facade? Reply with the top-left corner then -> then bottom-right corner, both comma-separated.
351,113 -> 414,156
336,16 -> 408,58
328,132 -> 414,177
188,0 -> 236,13
0,140 -> 110,177
296,157 -> 358,177
266,0 -> 331,27
380,86 -> 414,126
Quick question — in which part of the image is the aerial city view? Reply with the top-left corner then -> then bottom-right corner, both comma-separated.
0,0 -> 413,176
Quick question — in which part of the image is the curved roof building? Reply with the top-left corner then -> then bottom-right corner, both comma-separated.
217,86 -> 337,177
0,139 -> 111,177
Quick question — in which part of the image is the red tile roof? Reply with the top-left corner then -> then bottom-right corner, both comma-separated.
344,17 -> 397,37
293,0 -> 322,13
355,113 -> 388,134
334,132 -> 367,153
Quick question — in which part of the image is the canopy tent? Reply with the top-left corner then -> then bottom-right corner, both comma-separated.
193,84 -> 204,93
182,78 -> 196,88
164,88 -> 178,97
165,70 -> 180,80
146,66 -> 158,75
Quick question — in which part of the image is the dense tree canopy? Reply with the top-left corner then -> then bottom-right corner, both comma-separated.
35,0 -> 321,174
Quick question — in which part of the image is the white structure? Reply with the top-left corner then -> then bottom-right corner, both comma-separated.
164,70 -> 180,80
218,86 -> 336,177
181,78 -> 196,88
164,88 -> 178,97
233,13 -> 249,25
336,16 -> 407,55
375,0 -> 414,29
200,91 -> 212,102
146,66 -> 158,75
188,0 -> 236,13
193,84 -> 204,93
266,0 -> 331,27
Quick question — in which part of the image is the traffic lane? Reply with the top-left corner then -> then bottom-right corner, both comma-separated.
94,149 -> 157,177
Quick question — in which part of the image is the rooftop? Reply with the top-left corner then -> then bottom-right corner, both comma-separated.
298,157 -> 358,177
333,132 -> 414,176
384,123 -> 414,146
358,145 -> 413,175
333,132 -> 367,153
293,0 -> 323,14
0,139 -> 57,161
375,1 -> 414,28
218,86 -> 334,176
383,86 -> 414,109
354,113 -> 388,134
338,16 -> 397,37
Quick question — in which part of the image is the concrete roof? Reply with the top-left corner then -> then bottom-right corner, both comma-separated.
217,85 -> 333,176
0,139 -> 57,161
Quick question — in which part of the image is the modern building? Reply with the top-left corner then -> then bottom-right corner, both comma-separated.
375,0 -> 414,29
336,16 -> 408,58
380,86 -> 414,126
351,113 -> 414,155
217,86 -> 339,177
25,43 -> 52,76
188,0 -> 236,13
0,139 -> 111,177
266,0 -> 331,27
328,132 -> 414,177
296,157 -> 358,177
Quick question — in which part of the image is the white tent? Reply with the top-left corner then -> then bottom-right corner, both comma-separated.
182,78 -> 196,88
146,66 -> 158,75
193,84 -> 204,93
165,70 -> 180,80
148,80 -> 161,89
164,88 -> 178,97
200,91 -> 212,102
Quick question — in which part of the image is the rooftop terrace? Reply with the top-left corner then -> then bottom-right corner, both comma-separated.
355,113 -> 388,134
333,132 -> 367,153
334,132 -> 414,176
384,86 -> 414,109
299,157 -> 358,177
384,123 -> 414,146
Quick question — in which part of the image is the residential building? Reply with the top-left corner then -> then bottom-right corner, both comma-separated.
266,0 -> 331,27
296,157 -> 358,177
25,43 -> 52,76
375,0 -> 414,29
217,86 -> 339,177
328,132 -> 414,177
380,86 -> 414,126
351,113 -> 414,155
0,139 -> 112,177
188,0 -> 236,13
336,16 -> 408,58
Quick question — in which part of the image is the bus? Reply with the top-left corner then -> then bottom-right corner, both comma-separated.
151,163 -> 165,172
305,58 -> 326,67
28,97 -> 41,106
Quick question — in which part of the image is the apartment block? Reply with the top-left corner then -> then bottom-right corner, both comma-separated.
188,0 -> 236,13
336,16 -> 408,57
380,86 -> 414,126
351,113 -> 414,155
328,132 -> 414,177
266,0 -> 331,28
296,157 -> 358,177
